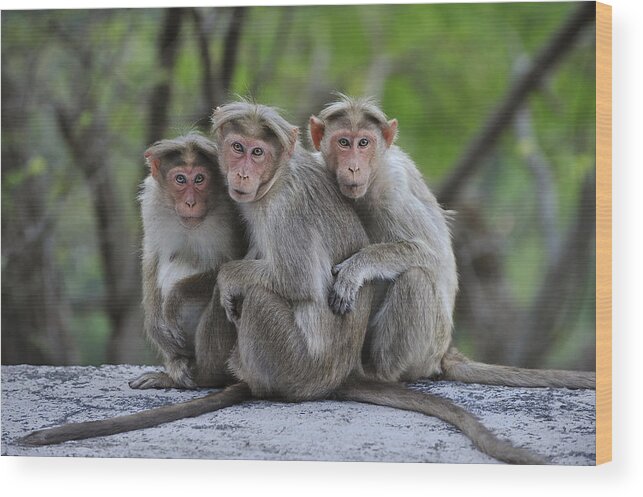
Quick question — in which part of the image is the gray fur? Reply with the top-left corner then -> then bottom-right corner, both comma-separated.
212,102 -> 373,400
313,95 -> 594,389
131,134 -> 245,389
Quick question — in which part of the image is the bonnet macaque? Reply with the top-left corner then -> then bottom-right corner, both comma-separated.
309,94 -> 595,389
130,134 -> 245,389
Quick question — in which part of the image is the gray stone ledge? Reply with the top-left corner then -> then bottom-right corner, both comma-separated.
1,365 -> 595,464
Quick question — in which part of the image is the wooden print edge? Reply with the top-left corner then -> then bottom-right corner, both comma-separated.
595,0 -> 612,466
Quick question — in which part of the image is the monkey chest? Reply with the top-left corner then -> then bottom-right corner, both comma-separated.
156,257 -> 210,299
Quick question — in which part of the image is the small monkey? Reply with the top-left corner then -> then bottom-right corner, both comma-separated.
309,94 -> 595,389
20,103 -> 545,465
129,134 -> 245,390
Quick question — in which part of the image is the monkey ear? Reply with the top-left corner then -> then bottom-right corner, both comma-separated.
144,150 -> 161,178
382,119 -> 398,148
309,116 -> 325,151
287,127 -> 300,157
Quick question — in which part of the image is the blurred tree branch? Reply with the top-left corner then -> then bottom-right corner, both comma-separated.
146,8 -> 186,146
437,1 -> 595,207
47,16 -> 143,363
1,69 -> 78,365
192,6 -> 248,127
54,103 -> 142,363
446,2 -> 596,367
514,106 -> 561,261
248,7 -> 295,96
516,168 -> 596,367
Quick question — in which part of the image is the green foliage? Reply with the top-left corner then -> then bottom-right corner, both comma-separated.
70,311 -> 110,365
1,3 -> 596,365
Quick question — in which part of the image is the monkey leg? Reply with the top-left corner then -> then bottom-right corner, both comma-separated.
192,288 -> 238,388
366,268 -> 452,382
131,322 -> 199,390
232,286 -> 358,401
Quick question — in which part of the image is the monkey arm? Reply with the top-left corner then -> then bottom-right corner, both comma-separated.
329,239 -> 438,315
334,239 -> 438,282
162,270 -> 218,328
218,259 -> 319,323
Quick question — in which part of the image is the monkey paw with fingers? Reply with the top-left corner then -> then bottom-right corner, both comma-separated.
224,296 -> 242,326
217,264 -> 245,326
219,287 -> 242,326
329,261 -> 362,315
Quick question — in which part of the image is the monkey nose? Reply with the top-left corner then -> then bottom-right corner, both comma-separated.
185,200 -> 196,208
237,172 -> 249,180
348,165 -> 360,173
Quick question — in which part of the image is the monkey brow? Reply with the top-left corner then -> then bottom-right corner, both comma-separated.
321,106 -> 387,131
216,111 -> 292,152
159,150 -> 184,166
359,112 -> 387,129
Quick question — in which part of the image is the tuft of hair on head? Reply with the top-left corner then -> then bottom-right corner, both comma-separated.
318,92 -> 390,132
144,133 -> 218,166
211,100 -> 298,155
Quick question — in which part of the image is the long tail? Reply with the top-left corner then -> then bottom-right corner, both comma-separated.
440,347 -> 595,389
335,377 -> 546,465
19,382 -> 251,446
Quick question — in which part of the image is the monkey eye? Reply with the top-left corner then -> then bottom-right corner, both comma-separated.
338,138 -> 350,148
194,173 -> 205,184
358,138 -> 370,148
175,174 -> 187,185
232,142 -> 244,153
251,147 -> 264,157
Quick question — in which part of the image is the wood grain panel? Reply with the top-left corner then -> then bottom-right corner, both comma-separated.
596,0 -> 612,466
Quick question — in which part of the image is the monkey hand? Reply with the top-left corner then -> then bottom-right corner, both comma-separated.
219,289 -> 242,326
329,259 -> 362,315
218,268 -> 243,326
161,294 -> 189,349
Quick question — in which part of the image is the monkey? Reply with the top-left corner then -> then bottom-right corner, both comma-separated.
19,102 -> 546,465
129,134 -> 245,390
308,94 -> 595,389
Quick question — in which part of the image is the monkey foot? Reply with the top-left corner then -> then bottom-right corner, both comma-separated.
128,371 -> 196,390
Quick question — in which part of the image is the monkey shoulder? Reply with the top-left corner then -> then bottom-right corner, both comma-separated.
383,147 -> 435,201
298,155 -> 369,250
354,147 -> 452,246
287,151 -> 363,226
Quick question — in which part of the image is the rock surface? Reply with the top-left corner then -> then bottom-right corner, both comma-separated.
1,365 -> 595,464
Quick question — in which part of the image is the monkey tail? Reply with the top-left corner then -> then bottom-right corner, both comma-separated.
440,347 -> 595,389
18,382 -> 251,447
335,377 -> 547,465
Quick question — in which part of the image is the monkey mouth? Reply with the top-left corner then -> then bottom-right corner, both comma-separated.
341,182 -> 367,198
230,188 -> 256,202
179,216 -> 204,228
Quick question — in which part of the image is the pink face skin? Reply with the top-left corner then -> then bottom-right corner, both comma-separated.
325,128 -> 380,199
220,133 -> 276,203
165,165 -> 212,227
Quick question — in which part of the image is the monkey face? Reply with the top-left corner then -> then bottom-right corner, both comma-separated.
220,133 -> 278,203
324,128 -> 382,199
166,165 -> 212,227
310,112 -> 399,200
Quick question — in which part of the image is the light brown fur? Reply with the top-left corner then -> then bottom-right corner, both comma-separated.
130,134 -> 245,389
310,94 -> 594,389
